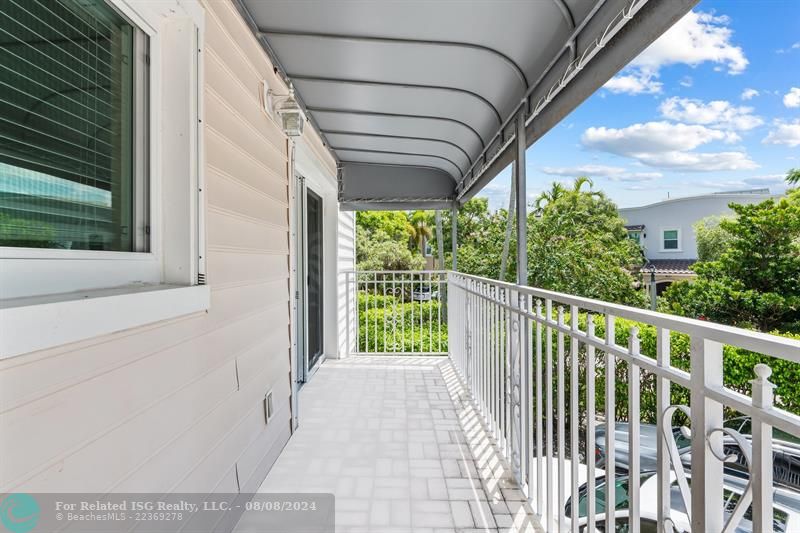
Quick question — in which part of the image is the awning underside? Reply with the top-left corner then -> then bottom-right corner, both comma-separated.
235,0 -> 697,210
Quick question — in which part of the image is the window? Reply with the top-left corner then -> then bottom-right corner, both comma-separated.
627,230 -> 642,245
0,0 -> 208,358
662,229 -> 680,250
0,0 -> 148,252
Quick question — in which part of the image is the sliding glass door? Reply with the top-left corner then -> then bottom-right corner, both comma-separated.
295,176 -> 324,388
305,189 -> 324,373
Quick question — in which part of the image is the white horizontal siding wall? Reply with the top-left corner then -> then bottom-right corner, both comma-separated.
0,0 -> 341,494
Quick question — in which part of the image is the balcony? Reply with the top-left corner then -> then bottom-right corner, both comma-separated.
262,270 -> 800,533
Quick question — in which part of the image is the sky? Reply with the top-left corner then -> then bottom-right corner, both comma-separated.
476,0 -> 800,211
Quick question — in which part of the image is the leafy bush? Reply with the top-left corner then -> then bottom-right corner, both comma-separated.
543,313 -> 800,427
357,293 -> 447,353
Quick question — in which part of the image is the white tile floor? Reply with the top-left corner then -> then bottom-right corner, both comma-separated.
258,356 -> 544,533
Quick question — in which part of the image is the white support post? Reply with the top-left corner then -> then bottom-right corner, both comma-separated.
451,203 -> 458,271
499,160 -> 516,282
751,364 -> 775,533
689,336 -> 724,533
515,109 -> 527,286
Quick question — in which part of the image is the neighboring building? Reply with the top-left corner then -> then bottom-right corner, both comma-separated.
619,189 -> 777,293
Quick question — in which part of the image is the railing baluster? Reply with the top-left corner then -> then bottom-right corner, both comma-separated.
419,275 -> 424,353
535,299 -> 544,517
383,274 -> 387,352
545,298 -> 553,532
751,364 -> 775,533
569,305 -> 579,533
689,336 -> 724,532
373,275 -> 378,352
510,289 -> 522,480
493,288 -> 499,440
557,306 -> 566,532
605,313 -> 616,533
525,294 -> 533,498
586,314 -> 596,533
628,327 -> 641,533
656,326 -> 670,533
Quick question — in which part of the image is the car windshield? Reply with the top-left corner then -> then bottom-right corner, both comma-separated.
570,474 -> 653,518
671,427 -> 691,449
724,417 -> 800,445
669,479 -> 789,533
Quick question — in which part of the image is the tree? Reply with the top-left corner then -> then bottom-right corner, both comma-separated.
356,229 -> 425,271
662,189 -> 800,332
355,211 -> 412,242
528,177 -> 646,306
694,215 -> 734,262
787,168 -> 800,186
407,210 -> 433,252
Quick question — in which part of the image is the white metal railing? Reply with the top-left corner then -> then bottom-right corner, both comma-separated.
343,270 -> 448,355
447,271 -> 800,533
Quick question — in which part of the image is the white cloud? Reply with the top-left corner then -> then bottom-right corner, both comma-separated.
581,121 -> 758,171
763,119 -> 800,147
605,11 -> 747,95
693,174 -> 786,191
679,76 -> 694,88
740,88 -> 759,100
540,165 -> 662,182
604,72 -> 662,95
783,87 -> 800,108
659,97 -> 763,131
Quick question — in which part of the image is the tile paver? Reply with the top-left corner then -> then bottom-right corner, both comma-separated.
257,356 -> 543,533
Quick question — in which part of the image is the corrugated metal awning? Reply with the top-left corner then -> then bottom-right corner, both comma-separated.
233,0 -> 697,210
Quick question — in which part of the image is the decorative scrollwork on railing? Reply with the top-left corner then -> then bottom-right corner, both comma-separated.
708,427 -> 753,533
661,404 -> 693,526
660,364 -> 776,533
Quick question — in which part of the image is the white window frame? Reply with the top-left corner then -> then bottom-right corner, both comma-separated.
660,227 -> 682,252
0,0 -> 208,358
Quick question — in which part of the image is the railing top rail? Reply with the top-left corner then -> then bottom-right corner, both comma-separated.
450,271 -> 800,363
342,269 -> 449,274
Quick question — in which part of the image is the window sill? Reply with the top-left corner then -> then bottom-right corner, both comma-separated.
0,284 -> 210,359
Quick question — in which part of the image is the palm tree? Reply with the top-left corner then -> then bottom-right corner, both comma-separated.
408,211 -> 433,253
787,168 -> 800,186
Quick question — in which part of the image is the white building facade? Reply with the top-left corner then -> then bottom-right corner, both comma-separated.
619,189 -> 777,292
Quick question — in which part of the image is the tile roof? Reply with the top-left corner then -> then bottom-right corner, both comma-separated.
647,259 -> 696,274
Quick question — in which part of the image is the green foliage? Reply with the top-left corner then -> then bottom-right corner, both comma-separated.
662,189 -> 800,332
357,292 -> 447,353
694,215 -> 734,262
355,211 -> 425,271
356,229 -> 425,271
408,210 -> 433,252
356,211 -> 412,242
787,168 -> 800,186
0,213 -> 57,248
527,178 -> 646,306
543,313 -> 800,427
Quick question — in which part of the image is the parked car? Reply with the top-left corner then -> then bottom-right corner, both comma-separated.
677,417 -> 800,491
724,416 -> 800,490
565,469 -> 800,532
594,423 -> 691,473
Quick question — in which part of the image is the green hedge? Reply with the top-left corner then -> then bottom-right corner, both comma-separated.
357,293 -> 448,353
548,313 -> 800,426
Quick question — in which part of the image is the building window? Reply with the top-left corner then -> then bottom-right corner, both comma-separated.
662,229 -> 680,250
627,230 -> 642,245
0,0 -> 148,252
